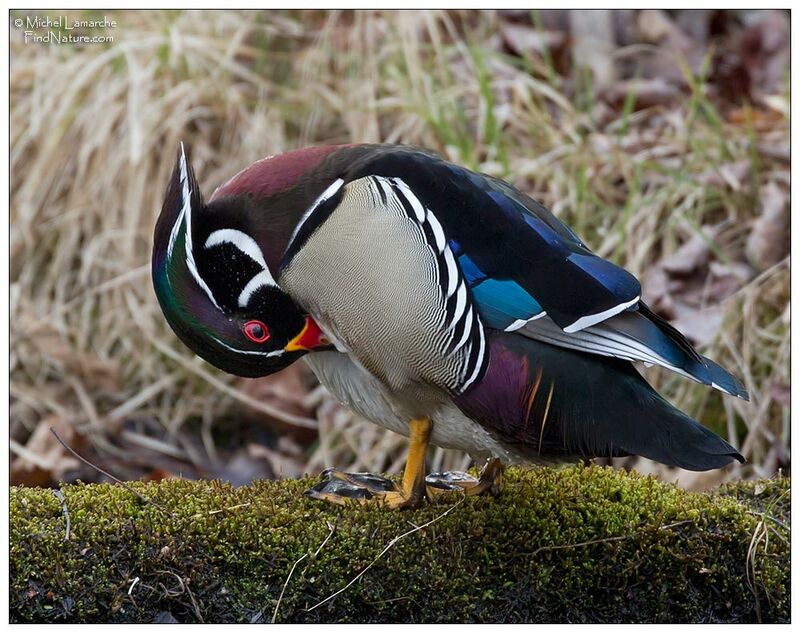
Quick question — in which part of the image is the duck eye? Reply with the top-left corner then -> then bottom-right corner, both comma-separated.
243,320 -> 270,343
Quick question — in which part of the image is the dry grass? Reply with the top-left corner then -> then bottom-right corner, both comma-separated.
10,10 -> 789,487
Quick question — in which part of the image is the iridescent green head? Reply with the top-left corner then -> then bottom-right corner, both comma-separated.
151,145 -> 327,377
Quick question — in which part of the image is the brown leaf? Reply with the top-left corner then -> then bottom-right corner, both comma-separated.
212,447 -> 275,486
769,381 -> 790,406
746,181 -> 788,271
698,160 -> 750,192
500,23 -> 566,57
660,227 -> 717,276
10,415 -> 81,486
670,304 -> 723,347
635,10 -> 705,87
247,443 -> 305,480
603,78 -> 681,110
237,363 -> 318,437
28,327 -> 120,393
641,265 -> 673,314
738,10 -> 789,98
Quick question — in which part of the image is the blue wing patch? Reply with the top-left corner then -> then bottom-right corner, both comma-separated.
453,242 -> 544,331
471,278 -> 544,330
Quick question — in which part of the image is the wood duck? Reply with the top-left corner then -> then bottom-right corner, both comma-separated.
152,143 -> 747,509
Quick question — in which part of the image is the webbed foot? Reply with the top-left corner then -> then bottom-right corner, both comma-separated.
425,457 -> 504,499
305,468 -> 424,509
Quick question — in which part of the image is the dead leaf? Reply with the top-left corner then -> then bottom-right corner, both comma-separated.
738,10 -> 789,98
671,304 -> 723,347
633,10 -> 707,90
212,447 -> 275,486
660,227 -> 718,276
247,443 -> 305,480
500,23 -> 566,57
768,381 -> 789,406
699,161 -> 750,192
28,327 -> 120,393
603,78 -> 681,110
10,415 -> 81,486
746,181 -> 788,271
238,362 -> 318,437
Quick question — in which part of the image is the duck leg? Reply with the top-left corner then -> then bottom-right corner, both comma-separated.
306,418 -> 432,509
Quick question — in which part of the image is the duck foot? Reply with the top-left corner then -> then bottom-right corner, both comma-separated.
305,468 -> 424,509
425,458 -> 505,499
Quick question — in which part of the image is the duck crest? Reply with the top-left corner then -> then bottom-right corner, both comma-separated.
210,145 -> 346,202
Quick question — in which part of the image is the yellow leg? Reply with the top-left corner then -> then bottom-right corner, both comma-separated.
385,417 -> 432,507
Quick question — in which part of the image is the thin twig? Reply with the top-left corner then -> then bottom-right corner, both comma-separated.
273,521 -> 336,623
529,519 -> 694,557
746,518 -> 767,623
306,497 -> 464,613
49,427 -> 176,518
272,553 -> 308,624
52,488 -> 71,541
312,521 -> 336,558
184,581 -> 204,623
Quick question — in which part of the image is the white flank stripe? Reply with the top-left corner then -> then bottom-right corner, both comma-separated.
391,177 -> 425,222
562,295 -> 640,333
238,270 -> 277,307
178,143 -> 222,311
504,311 -> 546,332
461,317 -> 486,392
425,209 -> 446,253
450,281 -> 467,329
452,305 -> 474,351
205,228 -> 269,270
287,177 -> 344,251
443,247 -> 459,297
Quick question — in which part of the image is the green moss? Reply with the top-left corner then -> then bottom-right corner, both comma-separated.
10,466 -> 790,623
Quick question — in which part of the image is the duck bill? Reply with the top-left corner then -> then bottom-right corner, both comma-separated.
285,315 -> 329,352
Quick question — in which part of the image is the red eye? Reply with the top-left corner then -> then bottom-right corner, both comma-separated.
243,320 -> 270,343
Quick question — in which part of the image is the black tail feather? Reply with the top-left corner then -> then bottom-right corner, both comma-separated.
457,333 -> 745,471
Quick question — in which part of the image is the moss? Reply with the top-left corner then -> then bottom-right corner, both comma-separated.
10,466 -> 790,623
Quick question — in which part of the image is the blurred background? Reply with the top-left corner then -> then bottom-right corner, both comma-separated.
10,9 -> 789,491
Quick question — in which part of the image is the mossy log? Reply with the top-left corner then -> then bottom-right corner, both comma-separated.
10,466 -> 789,623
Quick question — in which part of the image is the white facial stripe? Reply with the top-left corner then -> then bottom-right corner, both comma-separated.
176,143 -> 223,312
205,228 -> 269,270
288,177 -> 345,252
238,270 -> 276,307
204,228 -> 278,308
212,334 -> 285,358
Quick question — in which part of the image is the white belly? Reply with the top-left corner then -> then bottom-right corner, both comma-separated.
303,352 -> 522,463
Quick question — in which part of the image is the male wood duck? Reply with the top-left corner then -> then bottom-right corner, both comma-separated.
152,143 -> 747,509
